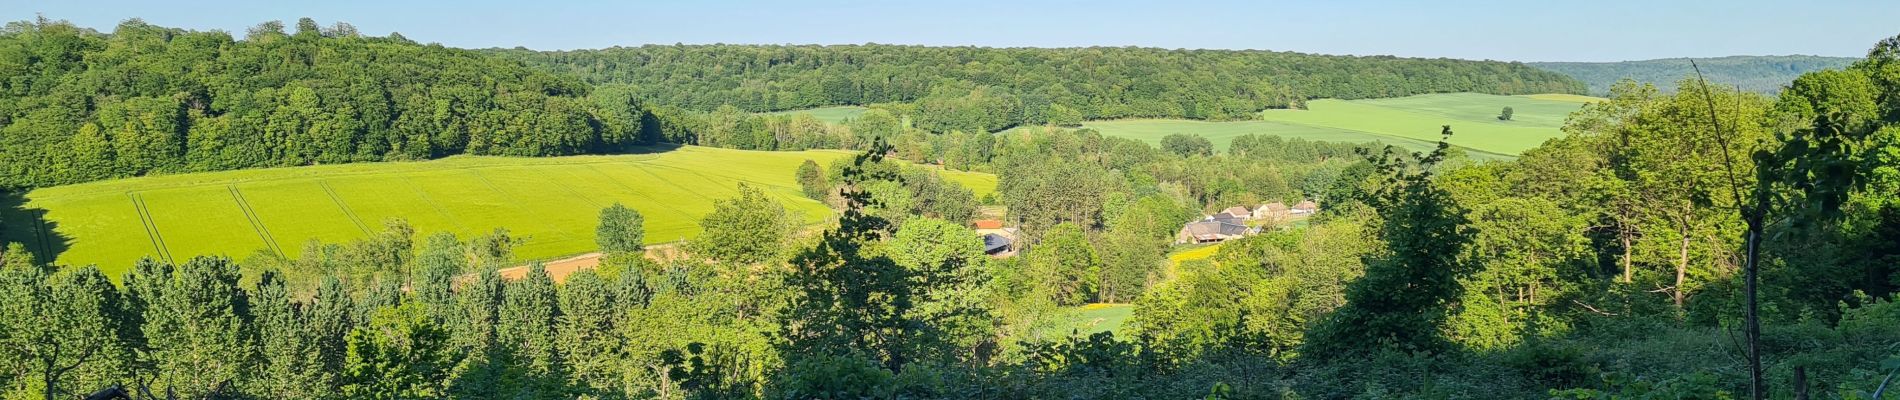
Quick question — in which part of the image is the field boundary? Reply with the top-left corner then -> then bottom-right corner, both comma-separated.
228,185 -> 285,257
127,193 -> 173,264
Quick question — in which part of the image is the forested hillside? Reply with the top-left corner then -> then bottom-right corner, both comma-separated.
489,45 -> 1587,132
4,16 -> 1898,398
0,18 -> 651,189
1530,55 -> 1857,95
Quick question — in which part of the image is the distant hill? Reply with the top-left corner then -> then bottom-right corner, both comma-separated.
1530,55 -> 1858,95
489,45 -> 1588,132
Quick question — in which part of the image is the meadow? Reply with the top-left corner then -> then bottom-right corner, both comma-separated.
761,105 -> 870,123
1044,303 -> 1135,337
4,146 -> 993,275
1084,93 -> 1600,157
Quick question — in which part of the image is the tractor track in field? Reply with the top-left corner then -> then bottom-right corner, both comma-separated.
400,175 -> 470,233
585,165 -> 694,217
468,169 -> 574,241
547,168 -> 606,209
126,193 -> 173,264
228,185 -> 285,257
642,162 -> 795,191
318,180 -> 373,235
26,209 -> 53,259
625,163 -> 723,201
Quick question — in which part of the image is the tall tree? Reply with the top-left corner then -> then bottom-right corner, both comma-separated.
690,183 -> 793,265
1307,128 -> 1476,357
247,270 -> 327,398
797,159 -> 829,201
497,264 -> 563,397
595,203 -> 646,255
554,270 -> 619,396
1027,222 -> 1100,306
138,257 -> 251,398
0,265 -> 127,400
340,303 -> 454,400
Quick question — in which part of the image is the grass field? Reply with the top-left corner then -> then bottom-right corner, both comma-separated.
2,146 -> 995,275
1083,93 -> 1599,158
926,167 -> 998,199
1044,303 -> 1134,337
761,106 -> 870,124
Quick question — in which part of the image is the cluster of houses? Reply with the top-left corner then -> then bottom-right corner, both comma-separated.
966,200 -> 1317,257
1174,200 -> 1317,244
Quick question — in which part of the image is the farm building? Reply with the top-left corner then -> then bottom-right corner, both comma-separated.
975,226 -> 1020,257
973,219 -> 1005,229
1175,219 -> 1251,244
982,233 -> 1014,256
1220,206 -> 1252,220
1209,211 -> 1245,226
1291,200 -> 1319,215
1253,202 -> 1291,221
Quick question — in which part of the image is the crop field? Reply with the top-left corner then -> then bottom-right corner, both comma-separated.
761,106 -> 870,123
2,146 -> 1001,275
1085,92 -> 1600,158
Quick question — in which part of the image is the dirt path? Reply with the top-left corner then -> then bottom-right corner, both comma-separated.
495,252 -> 602,282
481,242 -> 687,283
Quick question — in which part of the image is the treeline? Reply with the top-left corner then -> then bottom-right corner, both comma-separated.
0,18 -> 652,189
0,17 -> 1588,190
490,44 -> 1588,131
1529,55 -> 1858,95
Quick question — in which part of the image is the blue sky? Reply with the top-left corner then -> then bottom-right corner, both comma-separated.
6,0 -> 1896,62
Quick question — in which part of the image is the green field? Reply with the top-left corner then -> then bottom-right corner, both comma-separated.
1044,303 -> 1135,338
1084,93 -> 1599,157
927,167 -> 998,199
3,146 -> 999,275
761,106 -> 870,124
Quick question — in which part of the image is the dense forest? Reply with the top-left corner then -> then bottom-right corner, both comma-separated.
489,44 -> 1587,131
0,18 -> 652,189
0,18 -> 1590,190
1530,55 -> 1858,95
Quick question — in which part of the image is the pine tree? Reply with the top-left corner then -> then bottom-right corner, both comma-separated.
247,270 -> 327,398
498,264 -> 564,397
139,257 -> 251,398
555,270 -> 619,396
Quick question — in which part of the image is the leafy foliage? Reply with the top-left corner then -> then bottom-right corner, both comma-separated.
595,203 -> 645,255
495,44 -> 1586,128
0,18 -> 640,189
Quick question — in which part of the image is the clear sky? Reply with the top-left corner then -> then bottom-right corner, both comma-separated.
5,0 -> 1896,62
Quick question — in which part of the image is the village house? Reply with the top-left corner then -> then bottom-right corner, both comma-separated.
1291,200 -> 1319,215
1252,202 -> 1290,222
1175,216 -> 1252,244
1219,205 -> 1252,220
